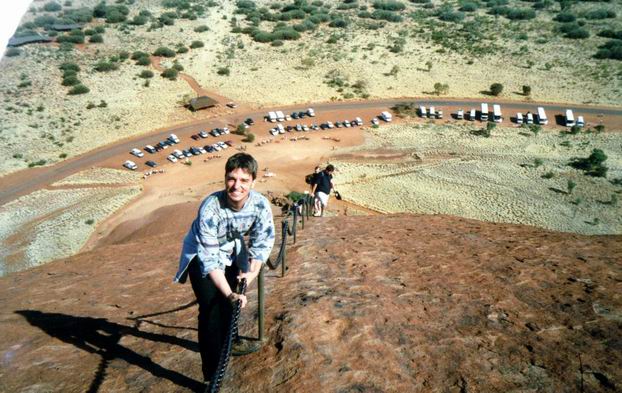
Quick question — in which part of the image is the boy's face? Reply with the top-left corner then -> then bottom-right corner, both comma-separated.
225,168 -> 255,209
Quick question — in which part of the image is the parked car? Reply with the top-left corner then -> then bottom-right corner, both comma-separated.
307,108 -> 316,117
222,127 -> 230,134
285,115 -> 292,121
205,145 -> 215,153
218,141 -> 228,149
311,124 -> 319,130
291,112 -> 299,119
226,102 -> 238,108
244,118 -> 254,126
343,120 -> 351,128
130,148 -> 144,158
182,149 -> 192,157
335,121 -> 343,128
146,160 -> 157,168
298,111 -> 306,118
189,147 -> 201,155
295,124 -> 303,132
225,140 -> 234,147
191,134 -> 200,141
456,109 -> 464,120
144,145 -> 156,154
199,130 -> 209,138
371,118 -> 379,126
167,155 -> 178,163
198,146 -> 207,154
270,128 -> 279,136
123,160 -> 137,170
354,117 -> 363,126
168,133 -> 180,144
173,149 -> 184,159
302,124 -> 309,131
327,121 -> 335,129
212,143 -> 222,152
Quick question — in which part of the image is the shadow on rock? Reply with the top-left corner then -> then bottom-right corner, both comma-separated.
16,310 -> 203,393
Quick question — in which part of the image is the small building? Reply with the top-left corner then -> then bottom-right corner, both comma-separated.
188,96 -> 218,111
51,24 -> 84,31
7,35 -> 53,47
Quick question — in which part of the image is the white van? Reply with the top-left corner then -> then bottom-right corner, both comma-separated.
526,112 -> 534,124
565,109 -> 575,127
456,109 -> 464,120
536,107 -> 548,125
380,111 -> 392,122
469,108 -> 476,121
576,116 -> 585,127
276,111 -> 285,122
480,103 -> 489,121
277,123 -> 285,134
429,106 -> 436,119
268,111 -> 277,122
493,104 -> 502,123
419,105 -> 427,118
516,113 -> 523,125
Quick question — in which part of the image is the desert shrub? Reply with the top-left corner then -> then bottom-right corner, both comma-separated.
505,7 -> 536,20
43,2 -> 62,12
490,83 -> 503,96
252,30 -> 275,43
569,149 -> 608,177
136,56 -> 151,65
273,27 -> 300,40
89,34 -> 104,43
585,8 -> 616,20
118,51 -> 129,61
439,9 -> 465,22
195,25 -> 209,32
57,34 -> 84,44
217,67 -> 230,76
459,2 -> 478,12
5,48 -> 21,57
139,70 -> 154,78
271,39 -> 284,46
541,171 -> 554,179
294,19 -> 317,32
161,68 -> 178,80
433,82 -> 449,95
372,10 -> 403,22
373,1 -> 406,11
62,75 -> 80,86
594,40 -> 622,60
329,18 -> 349,28
131,51 -> 149,60
554,12 -> 575,22
242,132 -> 256,142
172,62 -> 184,71
130,15 -> 148,25
598,30 -> 622,40
34,15 -> 58,27
60,62 -> 80,72
175,46 -> 188,54
93,61 -> 118,72
559,23 -> 589,39
190,40 -> 205,48
64,7 -> 94,23
84,29 -> 95,36
85,219 -> 95,225
522,85 -> 531,96
153,47 -> 176,57
68,84 -> 89,95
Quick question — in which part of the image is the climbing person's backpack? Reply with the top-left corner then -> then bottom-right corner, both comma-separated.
305,173 -> 315,184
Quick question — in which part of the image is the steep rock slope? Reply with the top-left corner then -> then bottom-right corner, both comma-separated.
0,214 -> 620,392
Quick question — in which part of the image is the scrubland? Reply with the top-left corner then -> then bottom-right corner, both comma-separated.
333,121 -> 622,234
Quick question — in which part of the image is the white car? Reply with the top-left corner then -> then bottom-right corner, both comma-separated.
218,141 -> 228,149
296,124 -> 303,132
326,121 -> 334,129
168,133 -> 180,143
199,130 -> 208,138
371,118 -> 379,126
130,148 -> 144,158
270,128 -> 279,136
212,143 -> 222,151
222,127 -> 230,134
167,155 -> 178,163
456,109 -> 464,120
123,160 -> 137,170
302,124 -> 309,131
354,117 -> 363,126
343,120 -> 351,128
173,149 -> 184,159
198,147 -> 207,154
307,107 -> 316,117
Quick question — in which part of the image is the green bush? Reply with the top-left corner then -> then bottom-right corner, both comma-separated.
43,1 -> 62,12
89,34 -> 104,43
555,12 -> 576,22
598,30 -> 622,40
130,15 -> 148,25
190,40 -> 205,48
242,132 -> 256,142
136,56 -> 151,66
68,84 -> 89,94
460,2 -> 478,12
490,83 -> 503,96
118,51 -> 129,61
62,75 -> 80,86
594,40 -> 622,60
195,25 -> 209,32
132,51 -> 149,60
176,46 -> 189,54
64,7 -> 94,23
172,62 -> 184,71
153,47 -> 176,57
85,219 -> 95,225
59,62 -> 80,72
93,61 -> 119,72
57,34 -> 84,44
522,85 -> 531,96
271,39 -> 284,46
569,149 -> 608,177
372,1 -> 406,11
161,68 -> 178,80
139,70 -> 154,78
372,10 -> 403,22
585,9 -> 616,20
559,23 -> 589,39
217,67 -> 230,76
329,19 -> 349,28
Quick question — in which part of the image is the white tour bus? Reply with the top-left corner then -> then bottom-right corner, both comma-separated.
565,109 -> 575,127
419,105 -> 427,118
516,113 -> 523,124
469,108 -> 476,121
537,107 -> 548,125
429,106 -> 436,119
480,103 -> 489,121
493,104 -> 502,123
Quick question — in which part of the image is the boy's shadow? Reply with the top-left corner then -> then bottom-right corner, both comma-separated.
16,309 -> 204,393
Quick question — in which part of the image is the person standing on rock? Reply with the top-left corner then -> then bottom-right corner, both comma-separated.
312,164 -> 335,217
174,153 -> 275,386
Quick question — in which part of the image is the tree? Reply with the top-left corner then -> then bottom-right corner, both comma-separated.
389,65 -> 399,76
522,85 -> 531,96
161,68 -> 178,80
433,82 -> 449,95
567,179 -> 576,194
490,83 -> 504,96
425,60 -> 433,71
242,132 -> 255,143
569,149 -> 608,177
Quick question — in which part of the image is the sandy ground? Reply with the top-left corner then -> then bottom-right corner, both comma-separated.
332,120 -> 622,234
1,0 -> 620,179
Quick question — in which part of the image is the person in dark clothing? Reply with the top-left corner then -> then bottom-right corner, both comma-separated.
174,153 -> 275,385
311,164 -> 335,216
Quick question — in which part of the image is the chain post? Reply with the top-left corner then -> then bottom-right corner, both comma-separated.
258,265 -> 265,341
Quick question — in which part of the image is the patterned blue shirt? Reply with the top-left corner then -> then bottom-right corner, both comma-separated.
174,190 -> 275,283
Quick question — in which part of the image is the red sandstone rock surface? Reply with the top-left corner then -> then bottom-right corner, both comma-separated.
0,213 -> 620,392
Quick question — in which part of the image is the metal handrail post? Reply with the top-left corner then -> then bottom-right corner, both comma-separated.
258,265 -> 265,341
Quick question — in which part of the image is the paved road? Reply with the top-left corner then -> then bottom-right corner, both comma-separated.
1,98 -> 621,206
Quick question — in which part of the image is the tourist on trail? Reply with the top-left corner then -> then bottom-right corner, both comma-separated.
309,165 -> 321,192
312,164 -> 335,217
174,153 -> 275,386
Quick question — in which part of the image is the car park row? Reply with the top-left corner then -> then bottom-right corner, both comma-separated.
123,131 -> 234,171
